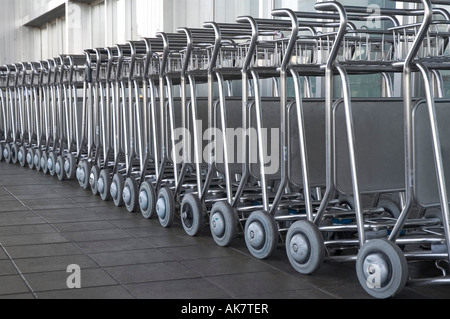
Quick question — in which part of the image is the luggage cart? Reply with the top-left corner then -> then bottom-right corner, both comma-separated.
76,49 -> 102,190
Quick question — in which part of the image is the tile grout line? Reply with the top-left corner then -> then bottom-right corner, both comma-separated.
0,242 -> 38,299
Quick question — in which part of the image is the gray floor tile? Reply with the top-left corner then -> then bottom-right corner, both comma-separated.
0,275 -> 30,295
109,218 -> 158,229
13,254 -> 99,274
36,285 -> 135,299
6,243 -> 83,259
207,271 -> 316,298
0,260 -> 17,276
105,262 -> 199,284
88,249 -> 175,267
0,249 -> 7,260
0,224 -> 56,236
76,238 -> 154,254
52,221 -> 117,233
126,278 -> 231,299
181,256 -> 275,277
161,243 -> 241,260
62,229 -> 133,242
24,268 -> 118,292
0,293 -> 35,299
0,201 -> 28,212
0,233 -> 69,247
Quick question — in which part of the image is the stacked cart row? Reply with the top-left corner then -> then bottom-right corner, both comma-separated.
2,0 -> 450,299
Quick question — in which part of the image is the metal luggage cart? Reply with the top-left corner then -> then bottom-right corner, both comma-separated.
280,0 -> 450,299
85,48 -> 116,195
76,49 -> 106,190
2,64 -> 21,165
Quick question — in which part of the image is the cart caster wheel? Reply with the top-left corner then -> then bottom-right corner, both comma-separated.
11,143 -> 18,164
89,166 -> 100,196
55,155 -> 65,181
156,187 -> 174,228
139,180 -> 156,219
34,149 -> 42,171
210,201 -> 238,247
64,154 -> 76,180
48,152 -> 57,176
76,160 -> 91,190
26,148 -> 35,169
181,194 -> 204,237
356,239 -> 408,299
123,177 -> 138,213
110,173 -> 124,207
41,152 -> 49,174
0,143 -> 3,162
245,210 -> 278,260
4,144 -> 11,164
98,169 -> 111,201
286,220 -> 325,274
377,200 -> 401,219
18,145 -> 26,167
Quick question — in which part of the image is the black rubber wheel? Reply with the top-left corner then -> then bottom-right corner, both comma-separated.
26,148 -> 35,169
56,155 -> 65,181
90,166 -> 100,196
244,210 -> 278,260
41,152 -> 49,174
210,201 -> 238,247
123,177 -> 139,213
48,152 -> 57,176
4,143 -> 12,164
98,169 -> 111,201
356,239 -> 408,299
0,143 -> 3,162
110,173 -> 124,207
285,220 -> 325,274
64,154 -> 77,180
181,194 -> 204,237
18,145 -> 26,167
77,160 -> 91,190
34,149 -> 42,171
156,187 -> 175,228
11,143 -> 18,164
139,180 -> 156,219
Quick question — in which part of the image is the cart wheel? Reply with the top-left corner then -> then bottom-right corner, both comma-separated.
11,143 -> 18,164
285,220 -> 325,274
110,173 -> 124,207
377,200 -> 401,219
41,152 -> 49,174
356,239 -> 408,299
55,155 -> 65,181
123,177 -> 139,213
156,187 -> 175,228
76,160 -> 91,190
4,144 -> 11,164
89,166 -> 100,196
0,143 -> 3,162
210,201 -> 238,247
98,169 -> 111,201
245,210 -> 278,260
181,194 -> 204,237
139,180 -> 156,219
26,148 -> 34,169
34,149 -> 42,171
18,145 -> 26,167
64,154 -> 77,180
424,208 -> 443,224
48,152 -> 57,176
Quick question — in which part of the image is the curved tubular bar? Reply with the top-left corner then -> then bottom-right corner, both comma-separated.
389,0 -> 434,242
312,1 -> 348,225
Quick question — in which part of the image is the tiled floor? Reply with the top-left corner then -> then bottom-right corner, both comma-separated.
0,161 -> 450,300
